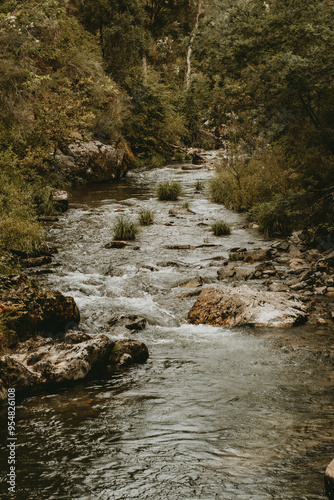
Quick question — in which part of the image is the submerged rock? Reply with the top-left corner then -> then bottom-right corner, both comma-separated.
188,285 -> 308,328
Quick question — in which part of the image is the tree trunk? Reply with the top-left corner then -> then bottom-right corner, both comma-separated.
186,1 -> 202,90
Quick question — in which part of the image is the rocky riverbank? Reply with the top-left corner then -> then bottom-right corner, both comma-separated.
0,275 -> 149,402
187,230 -> 334,329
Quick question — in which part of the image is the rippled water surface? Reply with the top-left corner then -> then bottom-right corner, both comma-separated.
1,162 -> 333,499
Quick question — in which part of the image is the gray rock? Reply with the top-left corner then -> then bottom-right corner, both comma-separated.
55,140 -> 131,183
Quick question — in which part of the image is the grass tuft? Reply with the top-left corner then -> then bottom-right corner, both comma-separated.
138,209 -> 154,226
211,220 -> 231,236
113,216 -> 138,241
156,181 -> 182,201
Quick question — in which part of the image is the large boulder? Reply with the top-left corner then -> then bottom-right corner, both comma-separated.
55,140 -> 134,183
0,275 -> 80,348
188,285 -> 308,328
0,333 -> 149,400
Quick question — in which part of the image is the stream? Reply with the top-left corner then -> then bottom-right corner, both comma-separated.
0,161 -> 333,499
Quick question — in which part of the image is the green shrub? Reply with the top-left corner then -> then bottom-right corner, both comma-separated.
138,209 -> 154,226
211,220 -> 231,236
149,154 -> 166,167
195,181 -> 204,191
156,181 -> 182,201
113,216 -> 138,240
182,201 -> 190,209
248,192 -> 302,237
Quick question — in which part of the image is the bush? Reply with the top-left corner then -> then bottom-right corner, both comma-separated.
156,181 -> 182,201
211,220 -> 231,236
113,216 -> 138,240
182,201 -> 189,209
195,181 -> 204,191
248,192 -> 302,237
138,209 -> 154,226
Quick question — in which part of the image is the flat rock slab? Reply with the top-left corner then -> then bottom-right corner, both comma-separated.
188,285 -> 308,328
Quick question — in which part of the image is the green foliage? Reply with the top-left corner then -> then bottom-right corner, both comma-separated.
211,220 -> 231,236
156,181 -> 182,201
248,192 -> 303,238
195,181 -> 204,191
113,216 -> 138,240
122,71 -> 187,156
138,208 -> 154,226
182,201 -> 190,209
0,150 -> 43,264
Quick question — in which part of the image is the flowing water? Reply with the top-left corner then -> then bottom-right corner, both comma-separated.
1,162 -> 334,499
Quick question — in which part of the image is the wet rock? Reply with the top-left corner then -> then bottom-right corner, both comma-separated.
11,333 -> 115,385
230,248 -> 272,263
108,314 -> 147,331
157,261 -> 186,268
191,151 -> 206,164
248,262 -> 278,280
217,264 -> 251,281
314,286 -> 327,295
325,459 -> 334,499
169,207 -> 196,215
180,277 -> 204,288
36,243 -> 58,256
267,282 -> 288,292
271,240 -> 290,252
0,356 -> 41,396
0,275 -> 80,347
290,282 -> 308,291
104,241 -> 128,249
180,289 -> 202,299
50,190 -> 69,211
166,244 -> 194,250
125,317 -> 147,331
37,215 -> 60,222
320,250 -> 334,268
21,256 -> 52,268
110,339 -> 149,368
182,165 -> 203,170
0,333 -> 149,401
188,285 -> 308,328
55,140 -> 131,183
138,264 -> 158,272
